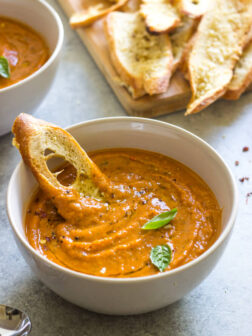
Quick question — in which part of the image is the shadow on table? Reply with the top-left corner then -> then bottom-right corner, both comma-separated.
6,276 -> 199,336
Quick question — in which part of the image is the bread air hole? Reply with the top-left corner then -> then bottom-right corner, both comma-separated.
45,153 -> 77,187
44,148 -> 55,156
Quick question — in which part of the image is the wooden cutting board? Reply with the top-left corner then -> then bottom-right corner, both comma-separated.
57,0 -> 252,117
57,0 -> 191,117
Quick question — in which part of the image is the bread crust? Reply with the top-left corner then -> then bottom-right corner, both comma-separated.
176,28 -> 197,78
176,0 -> 210,18
104,13 -> 146,98
224,70 -> 252,100
224,30 -> 252,100
104,12 -> 173,99
170,17 -> 198,74
140,0 -> 181,34
70,0 -> 128,28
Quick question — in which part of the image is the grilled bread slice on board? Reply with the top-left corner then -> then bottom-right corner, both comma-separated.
105,11 -> 173,98
140,0 -> 180,34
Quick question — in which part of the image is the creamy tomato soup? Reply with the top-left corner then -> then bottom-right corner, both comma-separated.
25,148 -> 221,278
0,17 -> 49,89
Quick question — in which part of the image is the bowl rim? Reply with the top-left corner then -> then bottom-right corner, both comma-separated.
0,0 -> 64,93
7,116 -> 239,283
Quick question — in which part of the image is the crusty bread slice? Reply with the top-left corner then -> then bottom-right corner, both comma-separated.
12,114 -> 109,222
186,0 -> 252,115
176,0 -> 210,18
105,11 -> 173,98
170,16 -> 198,72
224,40 -> 252,100
139,0 -> 180,34
70,0 -> 128,28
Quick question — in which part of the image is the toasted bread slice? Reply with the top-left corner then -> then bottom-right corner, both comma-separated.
105,11 -> 173,98
176,0 -> 210,18
224,40 -> 252,100
140,0 -> 180,34
70,0 -> 128,28
170,16 -> 198,72
12,114 -> 109,222
186,0 -> 252,115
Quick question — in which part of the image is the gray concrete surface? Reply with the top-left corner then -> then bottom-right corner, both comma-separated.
0,1 -> 252,335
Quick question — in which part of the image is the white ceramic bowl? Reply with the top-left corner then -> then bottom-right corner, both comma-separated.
7,117 -> 238,315
0,0 -> 64,136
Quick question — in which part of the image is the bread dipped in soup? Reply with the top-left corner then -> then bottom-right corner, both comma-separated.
12,113 -> 221,278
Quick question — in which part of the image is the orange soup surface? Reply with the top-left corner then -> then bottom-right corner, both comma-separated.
25,149 -> 221,278
0,17 -> 49,89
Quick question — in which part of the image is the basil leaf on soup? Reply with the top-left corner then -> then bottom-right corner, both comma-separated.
142,208 -> 177,230
150,245 -> 172,272
0,56 -> 10,79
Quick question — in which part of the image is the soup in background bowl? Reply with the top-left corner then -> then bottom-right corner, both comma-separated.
0,16 -> 49,89
7,117 -> 238,315
0,0 -> 64,136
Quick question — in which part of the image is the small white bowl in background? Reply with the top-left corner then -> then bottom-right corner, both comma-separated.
0,0 -> 64,136
7,118 -> 238,315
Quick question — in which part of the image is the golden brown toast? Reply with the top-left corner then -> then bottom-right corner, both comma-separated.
70,0 -> 128,28
186,0 -> 252,115
104,11 -> 173,98
140,0 -> 180,34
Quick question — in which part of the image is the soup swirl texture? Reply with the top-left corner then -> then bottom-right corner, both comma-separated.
26,148 -> 221,277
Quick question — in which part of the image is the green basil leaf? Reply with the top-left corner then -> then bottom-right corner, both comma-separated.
0,56 -> 10,79
150,244 -> 172,272
142,208 -> 177,230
